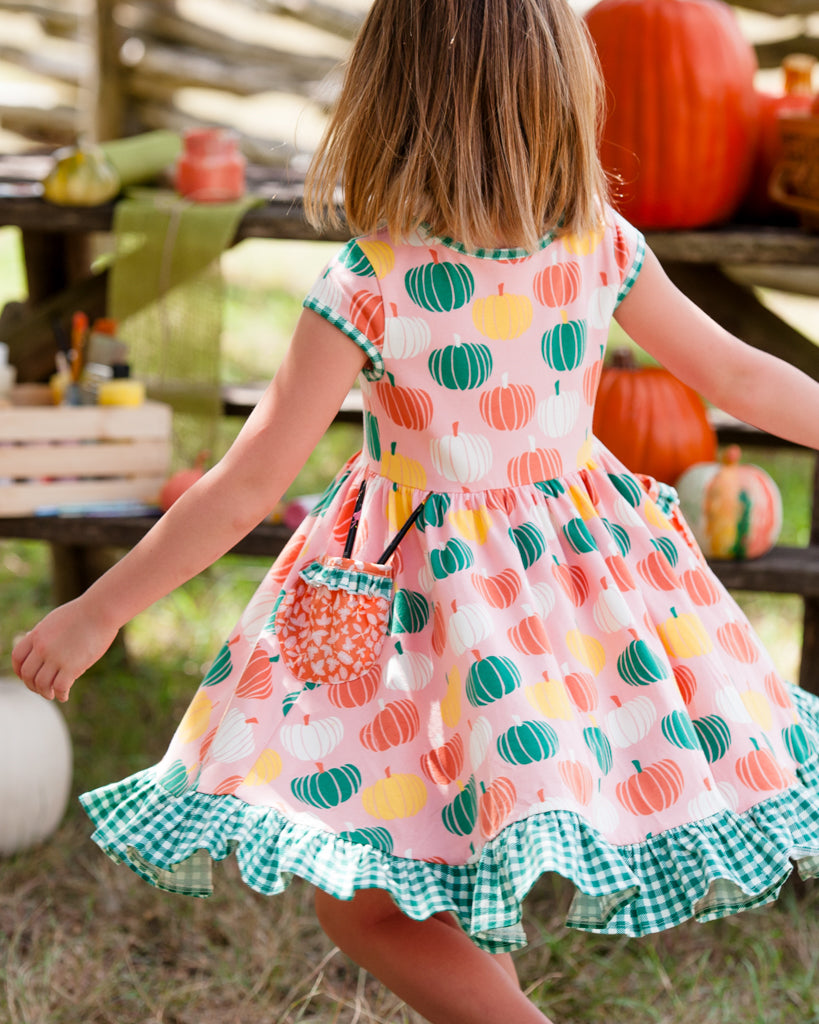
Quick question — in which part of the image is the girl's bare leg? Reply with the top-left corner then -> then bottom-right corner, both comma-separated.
314,888 -> 554,1024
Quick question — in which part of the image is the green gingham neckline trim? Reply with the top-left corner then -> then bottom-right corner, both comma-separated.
420,224 -> 557,261
79,686 -> 819,953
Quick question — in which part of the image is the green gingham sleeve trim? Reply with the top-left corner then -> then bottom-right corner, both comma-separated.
303,297 -> 385,382
79,683 -> 819,953
616,229 -> 645,306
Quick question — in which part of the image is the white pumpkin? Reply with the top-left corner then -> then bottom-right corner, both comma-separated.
591,792 -> 621,834
715,685 -> 753,724
448,602 -> 493,655
529,581 -> 556,620
383,306 -> 432,359
280,714 -> 344,761
238,585 -> 278,641
588,275 -> 618,329
210,707 -> 256,763
312,271 -> 343,311
613,495 -> 643,529
385,648 -> 434,691
0,679 -> 73,855
528,502 -> 558,541
469,716 -> 493,769
605,695 -> 657,748
687,778 -> 726,820
430,423 -> 493,484
537,383 -> 580,438
592,580 -> 632,634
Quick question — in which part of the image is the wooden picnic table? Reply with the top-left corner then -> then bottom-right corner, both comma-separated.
1,151 -> 818,693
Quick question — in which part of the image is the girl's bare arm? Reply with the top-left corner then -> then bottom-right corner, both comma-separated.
615,248 -> 819,453
12,310 -> 367,701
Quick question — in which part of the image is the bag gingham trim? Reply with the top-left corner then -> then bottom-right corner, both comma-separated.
80,684 -> 819,953
299,556 -> 395,600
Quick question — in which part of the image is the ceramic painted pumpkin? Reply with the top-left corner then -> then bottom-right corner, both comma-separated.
592,349 -> 716,484
585,0 -> 759,229
675,445 -> 782,559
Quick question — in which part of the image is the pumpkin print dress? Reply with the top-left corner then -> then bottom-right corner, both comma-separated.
81,208 -> 819,952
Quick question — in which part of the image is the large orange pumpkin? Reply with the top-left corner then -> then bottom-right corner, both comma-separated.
585,0 -> 759,229
592,350 -> 716,484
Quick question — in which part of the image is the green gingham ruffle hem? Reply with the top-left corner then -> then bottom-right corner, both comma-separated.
79,685 -> 819,954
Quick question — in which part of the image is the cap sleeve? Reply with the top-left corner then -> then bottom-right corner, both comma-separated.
608,208 -> 646,307
303,240 -> 385,381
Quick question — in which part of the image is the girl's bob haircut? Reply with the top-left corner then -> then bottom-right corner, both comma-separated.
304,0 -> 609,252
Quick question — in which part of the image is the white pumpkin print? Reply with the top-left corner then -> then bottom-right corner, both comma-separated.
605,695 -> 657,748
528,502 -> 558,541
280,714 -> 344,761
717,780 -> 740,811
210,707 -> 256,764
537,383 -> 580,438
613,495 -> 644,529
385,647 -> 434,691
687,778 -> 726,820
529,580 -> 556,620
591,791 -> 621,834
313,270 -> 344,311
469,716 -> 493,769
592,579 -> 631,634
588,272 -> 618,330
238,587 -> 278,641
383,304 -> 432,359
430,423 -> 493,484
715,684 -> 753,724
448,602 -> 494,655
417,553 -> 434,594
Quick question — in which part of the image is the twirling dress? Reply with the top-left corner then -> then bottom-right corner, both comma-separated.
81,209 -> 819,952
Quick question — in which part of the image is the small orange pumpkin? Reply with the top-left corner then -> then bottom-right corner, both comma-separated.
420,734 -> 465,785
592,349 -> 716,484
478,776 -> 517,838
360,699 -> 421,752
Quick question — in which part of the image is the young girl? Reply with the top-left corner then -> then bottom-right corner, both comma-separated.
13,2 -> 819,1022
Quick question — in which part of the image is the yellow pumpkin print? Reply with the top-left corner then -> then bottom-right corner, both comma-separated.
525,675 -> 573,720
441,665 -> 462,727
566,629 -> 606,674
471,284 -> 533,340
388,485 -> 415,532
741,689 -> 773,730
568,484 -> 598,521
358,240 -> 395,278
562,225 -> 605,256
657,608 -> 713,659
244,748 -> 283,786
381,446 -> 428,489
362,768 -> 428,820
449,506 -> 493,545
178,691 -> 213,744
644,500 -> 673,531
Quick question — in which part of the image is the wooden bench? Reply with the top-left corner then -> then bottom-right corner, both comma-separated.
1,154 -> 818,693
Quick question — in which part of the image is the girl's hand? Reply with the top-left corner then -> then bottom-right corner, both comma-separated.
11,597 -> 119,703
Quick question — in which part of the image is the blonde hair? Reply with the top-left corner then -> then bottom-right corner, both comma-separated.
304,0 -> 609,252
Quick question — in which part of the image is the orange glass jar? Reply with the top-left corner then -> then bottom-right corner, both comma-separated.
174,128 -> 246,202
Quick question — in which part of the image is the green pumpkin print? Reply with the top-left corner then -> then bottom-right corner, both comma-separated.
417,492 -> 451,532
405,252 -> 475,312
159,759 -> 193,797
466,654 -> 522,707
651,536 -> 679,568
339,241 -> 376,276
661,710 -> 699,751
442,776 -> 478,835
430,538 -> 475,579
291,763 -> 362,809
364,411 -> 381,462
617,638 -> 667,686
509,522 -> 546,569
312,467 -> 352,516
541,312 -> 586,371
535,478 -> 565,498
428,337 -> 493,390
497,718 -> 559,765
340,826 -> 394,853
392,589 -> 431,634
582,726 -> 613,774
562,517 -> 598,554
782,722 -> 814,765
692,714 -> 732,763
202,643 -> 232,687
601,518 -> 631,557
607,472 -> 643,508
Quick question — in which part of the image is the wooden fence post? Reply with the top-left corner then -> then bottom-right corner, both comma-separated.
89,0 -> 127,141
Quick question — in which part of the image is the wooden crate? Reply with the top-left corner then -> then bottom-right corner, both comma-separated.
0,402 -> 172,516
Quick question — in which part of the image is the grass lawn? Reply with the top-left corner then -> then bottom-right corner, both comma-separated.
1,226 -> 818,1023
